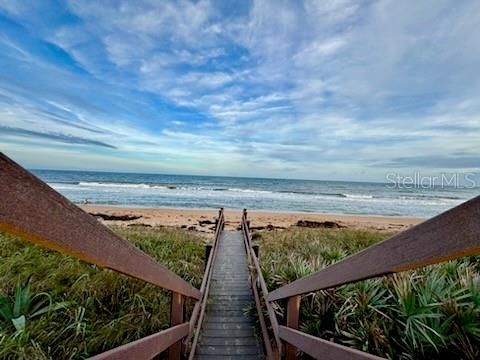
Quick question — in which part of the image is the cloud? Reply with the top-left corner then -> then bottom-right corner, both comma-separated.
378,156 -> 480,169
0,0 -> 480,180
0,125 -> 116,148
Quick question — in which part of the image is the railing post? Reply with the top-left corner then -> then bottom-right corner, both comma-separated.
252,244 -> 259,258
285,295 -> 301,360
169,292 -> 184,360
216,208 -> 223,230
204,244 -> 213,270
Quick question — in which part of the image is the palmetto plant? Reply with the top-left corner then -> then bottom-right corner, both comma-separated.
258,227 -> 480,360
0,277 -> 68,333
0,226 -> 205,359
390,272 -> 448,356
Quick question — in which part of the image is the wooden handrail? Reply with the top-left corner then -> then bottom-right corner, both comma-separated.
252,279 -> 275,360
268,195 -> 480,301
187,209 -> 224,360
243,197 -> 480,360
0,153 -> 200,300
279,326 -> 384,360
90,211 -> 225,360
5,148 -> 479,360
241,212 -> 280,359
242,218 -> 281,350
0,154 -> 232,359
188,209 -> 224,336
89,323 -> 189,360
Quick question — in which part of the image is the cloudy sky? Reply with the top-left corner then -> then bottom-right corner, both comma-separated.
0,0 -> 479,181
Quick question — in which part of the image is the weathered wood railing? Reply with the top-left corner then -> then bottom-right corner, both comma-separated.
241,195 -> 480,360
241,210 -> 278,360
0,153 -> 224,359
187,206 -> 224,359
3,149 -> 480,359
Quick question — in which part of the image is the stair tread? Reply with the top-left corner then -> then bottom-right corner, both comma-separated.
195,230 -> 263,359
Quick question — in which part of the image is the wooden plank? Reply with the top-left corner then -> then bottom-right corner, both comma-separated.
188,212 -> 224,336
285,296 -> 301,360
89,323 -> 189,360
268,196 -> 480,301
279,326 -> 385,360
188,215 -> 224,360
169,292 -> 184,360
194,231 -> 262,358
0,153 -> 200,299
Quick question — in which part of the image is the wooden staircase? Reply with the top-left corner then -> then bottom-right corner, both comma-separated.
196,230 -> 263,359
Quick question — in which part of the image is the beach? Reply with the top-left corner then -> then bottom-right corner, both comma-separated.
81,205 -> 422,234
36,169 -> 472,219
41,169 -> 454,234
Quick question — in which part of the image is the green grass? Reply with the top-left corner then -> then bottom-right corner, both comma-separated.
2,224 -> 478,359
0,226 -> 205,360
258,227 -> 480,360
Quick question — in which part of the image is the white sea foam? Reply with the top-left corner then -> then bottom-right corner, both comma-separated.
78,182 -> 155,189
42,172 -> 473,218
227,188 -> 273,194
341,193 -> 374,199
73,182 -> 277,194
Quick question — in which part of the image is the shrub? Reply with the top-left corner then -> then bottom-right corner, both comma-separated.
257,227 -> 480,359
0,226 -> 204,359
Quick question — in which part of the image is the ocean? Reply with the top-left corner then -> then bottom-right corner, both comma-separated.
32,170 -> 478,218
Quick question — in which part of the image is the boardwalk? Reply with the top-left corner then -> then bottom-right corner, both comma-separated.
196,230 -> 263,359
4,153 -> 480,360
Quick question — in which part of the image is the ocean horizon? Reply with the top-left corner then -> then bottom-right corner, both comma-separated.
32,169 -> 478,218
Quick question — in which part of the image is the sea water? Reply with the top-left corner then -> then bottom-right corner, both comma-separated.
32,169 -> 478,218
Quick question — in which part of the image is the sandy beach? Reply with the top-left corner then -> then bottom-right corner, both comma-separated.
81,205 -> 423,234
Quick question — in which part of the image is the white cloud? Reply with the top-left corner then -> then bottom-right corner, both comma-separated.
1,0 -> 480,179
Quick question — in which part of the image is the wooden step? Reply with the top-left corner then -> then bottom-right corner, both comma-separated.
195,230 -> 263,359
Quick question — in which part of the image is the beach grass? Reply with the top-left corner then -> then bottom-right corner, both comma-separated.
258,227 -> 480,360
2,224 -> 479,359
0,226 -> 205,360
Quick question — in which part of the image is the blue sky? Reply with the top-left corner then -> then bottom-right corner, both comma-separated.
0,0 -> 479,181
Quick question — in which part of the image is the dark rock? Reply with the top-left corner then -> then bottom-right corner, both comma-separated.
199,219 -> 216,226
249,224 -> 285,231
187,226 -> 197,231
127,223 -> 152,227
251,232 -> 262,240
90,213 -> 141,221
296,220 -> 343,229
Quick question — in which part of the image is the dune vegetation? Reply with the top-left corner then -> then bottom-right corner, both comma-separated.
258,227 -> 480,360
2,224 -> 479,360
0,226 -> 205,360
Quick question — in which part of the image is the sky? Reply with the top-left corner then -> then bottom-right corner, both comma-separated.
0,0 -> 479,181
